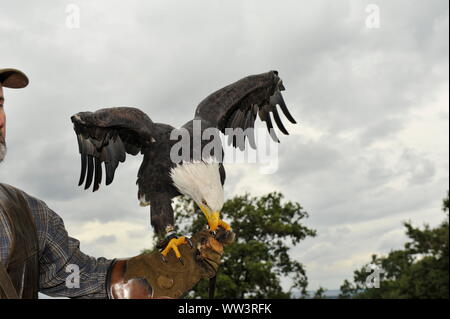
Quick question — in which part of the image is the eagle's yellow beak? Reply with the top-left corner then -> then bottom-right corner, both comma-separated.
200,204 -> 220,231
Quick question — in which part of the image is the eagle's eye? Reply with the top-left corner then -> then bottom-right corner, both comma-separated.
201,199 -> 208,206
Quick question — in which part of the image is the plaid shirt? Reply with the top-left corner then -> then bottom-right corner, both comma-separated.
0,184 -> 113,299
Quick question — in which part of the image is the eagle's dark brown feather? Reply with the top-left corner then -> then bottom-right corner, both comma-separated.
193,70 -> 296,150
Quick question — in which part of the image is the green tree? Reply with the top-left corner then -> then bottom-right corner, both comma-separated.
312,287 -> 327,299
339,192 -> 449,299
168,192 -> 317,298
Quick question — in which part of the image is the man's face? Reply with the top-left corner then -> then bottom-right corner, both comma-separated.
0,84 -> 6,162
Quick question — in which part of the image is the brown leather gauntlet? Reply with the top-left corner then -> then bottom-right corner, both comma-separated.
107,229 -> 235,299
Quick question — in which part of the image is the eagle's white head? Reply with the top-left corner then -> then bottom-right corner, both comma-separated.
170,157 -> 224,229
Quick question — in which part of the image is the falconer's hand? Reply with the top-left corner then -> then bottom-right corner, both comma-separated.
106,228 -> 235,299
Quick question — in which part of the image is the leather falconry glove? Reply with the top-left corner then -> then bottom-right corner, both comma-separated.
106,228 -> 235,299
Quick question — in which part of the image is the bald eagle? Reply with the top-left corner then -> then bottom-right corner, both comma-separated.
71,70 -> 296,260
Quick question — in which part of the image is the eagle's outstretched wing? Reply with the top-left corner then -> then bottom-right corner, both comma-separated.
71,107 -> 155,191
193,70 -> 296,150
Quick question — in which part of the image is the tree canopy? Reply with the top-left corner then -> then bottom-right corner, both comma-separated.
339,192 -> 449,299
169,192 -> 317,298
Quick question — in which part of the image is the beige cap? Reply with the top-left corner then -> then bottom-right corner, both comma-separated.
0,68 -> 29,89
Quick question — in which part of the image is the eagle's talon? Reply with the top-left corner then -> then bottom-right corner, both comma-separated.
215,227 -> 235,245
208,229 -> 216,236
160,236 -> 189,265
160,254 -> 168,264
178,257 -> 184,265
186,238 -> 194,249
156,233 -> 178,250
218,220 -> 231,232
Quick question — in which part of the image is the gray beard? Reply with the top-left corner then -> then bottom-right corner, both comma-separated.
0,141 -> 6,163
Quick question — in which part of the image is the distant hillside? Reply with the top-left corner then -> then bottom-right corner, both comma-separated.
291,289 -> 340,299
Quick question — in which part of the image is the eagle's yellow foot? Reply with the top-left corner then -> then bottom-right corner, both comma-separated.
159,236 -> 193,265
199,205 -> 232,232
217,219 -> 231,231
207,214 -> 231,232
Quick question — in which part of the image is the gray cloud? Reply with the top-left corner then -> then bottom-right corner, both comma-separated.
91,234 -> 117,245
359,117 -> 405,146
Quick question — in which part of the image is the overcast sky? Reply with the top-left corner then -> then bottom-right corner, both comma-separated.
1,0 -> 448,293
